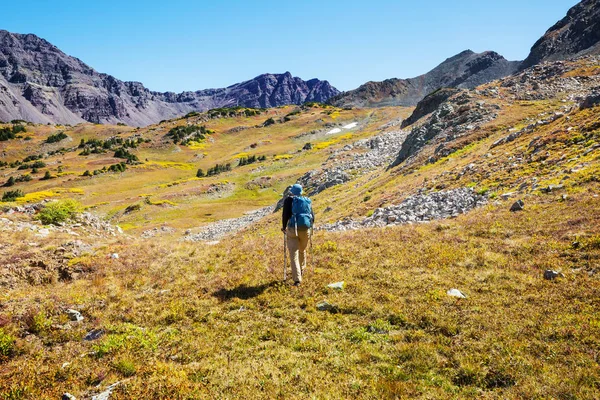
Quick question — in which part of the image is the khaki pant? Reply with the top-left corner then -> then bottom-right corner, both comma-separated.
286,227 -> 310,283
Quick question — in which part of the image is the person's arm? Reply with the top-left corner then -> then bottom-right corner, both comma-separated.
311,209 -> 315,226
282,197 -> 292,231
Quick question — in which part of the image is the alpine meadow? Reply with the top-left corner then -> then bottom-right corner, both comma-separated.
1,1 -> 600,399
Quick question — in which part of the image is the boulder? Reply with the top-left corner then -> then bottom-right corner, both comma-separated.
447,289 -> 467,299
544,270 -> 564,280
510,200 -> 525,212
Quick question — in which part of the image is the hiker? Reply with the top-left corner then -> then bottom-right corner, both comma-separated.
282,184 -> 314,286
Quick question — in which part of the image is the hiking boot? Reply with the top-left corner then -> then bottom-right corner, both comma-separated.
293,281 -> 301,286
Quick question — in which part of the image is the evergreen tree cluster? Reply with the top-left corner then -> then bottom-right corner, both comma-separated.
197,163 -> 232,177
17,161 -> 46,171
0,124 -> 26,141
238,154 -> 267,166
45,132 -> 68,143
167,125 -> 213,145
83,162 -> 127,177
114,147 -> 139,162
40,171 -> 54,181
1,189 -> 24,202
79,136 -> 142,155
207,107 -> 264,119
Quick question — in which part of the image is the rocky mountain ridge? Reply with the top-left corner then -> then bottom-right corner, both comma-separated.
521,0 -> 600,69
0,30 -> 339,126
330,0 -> 600,109
328,50 -> 520,108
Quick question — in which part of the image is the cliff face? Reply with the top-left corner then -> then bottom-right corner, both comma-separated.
521,0 -> 600,69
0,30 -> 339,126
329,50 -> 520,108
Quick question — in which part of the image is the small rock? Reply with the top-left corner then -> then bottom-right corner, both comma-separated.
83,329 -> 104,341
110,253 -> 119,259
92,381 -> 124,400
327,282 -> 345,290
447,289 -> 467,299
316,301 -> 334,311
544,270 -> 563,280
66,309 -> 84,322
510,200 -> 524,212
62,394 -> 77,400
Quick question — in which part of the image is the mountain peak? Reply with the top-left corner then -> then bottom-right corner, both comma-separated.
521,0 -> 600,68
0,31 -> 339,125
329,49 -> 518,108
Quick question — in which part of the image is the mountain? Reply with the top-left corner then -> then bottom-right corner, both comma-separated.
328,50 -> 520,108
0,30 -> 339,126
521,0 -> 600,69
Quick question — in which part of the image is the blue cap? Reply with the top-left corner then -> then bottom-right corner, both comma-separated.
290,184 -> 303,196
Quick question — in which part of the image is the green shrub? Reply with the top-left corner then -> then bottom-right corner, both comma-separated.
40,171 -> 54,180
3,177 -> 15,187
114,147 -> 139,162
113,359 -> 137,377
45,132 -> 68,143
262,117 -> 276,127
0,329 -> 16,360
1,189 -> 24,202
37,199 -> 81,225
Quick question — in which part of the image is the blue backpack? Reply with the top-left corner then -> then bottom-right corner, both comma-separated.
288,196 -> 313,230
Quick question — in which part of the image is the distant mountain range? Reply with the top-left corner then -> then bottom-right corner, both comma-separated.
0,30 -> 338,126
0,0 -> 599,126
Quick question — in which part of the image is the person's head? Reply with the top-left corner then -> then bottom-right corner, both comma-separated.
290,184 -> 303,196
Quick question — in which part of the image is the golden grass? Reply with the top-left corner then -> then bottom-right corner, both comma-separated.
1,188 -> 599,398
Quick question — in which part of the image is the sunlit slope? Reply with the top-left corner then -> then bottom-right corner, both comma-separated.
0,105 -> 412,232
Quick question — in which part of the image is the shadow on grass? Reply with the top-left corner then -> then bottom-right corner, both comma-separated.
212,280 -> 280,301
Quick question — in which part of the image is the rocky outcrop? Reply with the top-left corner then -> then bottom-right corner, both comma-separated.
0,30 -> 339,126
401,88 -> 461,128
329,50 -> 519,108
390,91 -> 500,168
320,188 -> 487,232
521,0 -> 600,69
296,129 -> 409,196
183,206 -> 274,241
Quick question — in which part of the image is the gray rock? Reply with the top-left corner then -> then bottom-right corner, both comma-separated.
91,381 -> 125,400
327,282 -> 345,290
544,270 -> 564,280
66,309 -> 83,322
83,329 -> 104,341
447,289 -> 467,299
510,200 -> 525,212
321,187 -> 487,232
316,301 -> 335,311
184,206 -> 274,242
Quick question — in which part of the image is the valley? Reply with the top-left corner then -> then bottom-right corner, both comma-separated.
1,1 -> 600,399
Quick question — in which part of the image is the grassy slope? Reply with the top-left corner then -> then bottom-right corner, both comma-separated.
1,63 -> 600,398
1,105 -> 409,233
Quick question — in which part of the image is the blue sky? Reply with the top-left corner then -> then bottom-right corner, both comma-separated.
3,0 -> 577,92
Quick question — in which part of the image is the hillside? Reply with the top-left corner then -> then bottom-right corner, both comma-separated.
329,50 -> 520,108
0,30 -> 339,126
1,54 -> 599,398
